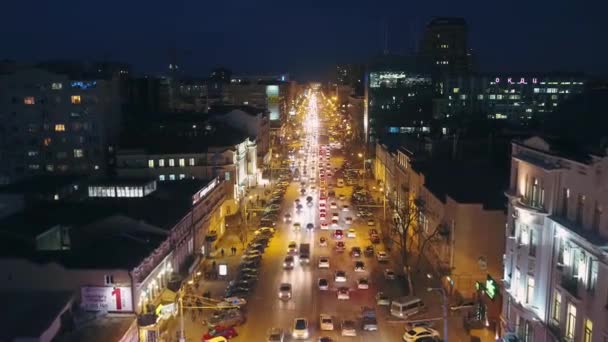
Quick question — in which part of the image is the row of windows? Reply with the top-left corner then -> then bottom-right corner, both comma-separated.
149,158 -> 196,168
28,164 -> 99,172
159,174 -> 187,181
22,95 -> 82,105
551,291 -> 594,341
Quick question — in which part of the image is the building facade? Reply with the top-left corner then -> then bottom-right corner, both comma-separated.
502,137 -> 608,341
434,73 -> 586,124
419,17 -> 471,77
0,67 -> 124,184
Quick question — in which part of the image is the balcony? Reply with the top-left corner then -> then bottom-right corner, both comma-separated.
559,275 -> 579,298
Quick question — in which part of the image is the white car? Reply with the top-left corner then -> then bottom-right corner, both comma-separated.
402,327 -> 440,342
320,314 -> 334,331
293,223 -> 301,231
318,278 -> 329,290
335,271 -> 347,282
367,219 -> 375,226
376,251 -> 389,262
337,287 -> 350,300
342,205 -> 350,212
357,277 -> 369,289
339,194 -> 346,201
347,229 -> 356,238
345,217 -> 353,225
332,212 -> 339,219
341,320 -> 357,337
320,222 -> 329,230
384,268 -> 396,280
330,202 -> 338,209
318,257 -> 330,269
283,214 -> 292,223
278,283 -> 292,300
292,318 -> 309,339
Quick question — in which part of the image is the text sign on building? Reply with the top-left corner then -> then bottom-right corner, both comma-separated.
493,77 -> 538,85
192,177 -> 219,205
81,286 -> 133,312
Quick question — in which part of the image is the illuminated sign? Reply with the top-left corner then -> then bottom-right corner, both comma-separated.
219,264 -> 228,276
494,77 -> 538,85
475,275 -> 499,300
370,72 -> 432,88
192,177 -> 219,205
81,286 -> 133,312
266,85 -> 280,121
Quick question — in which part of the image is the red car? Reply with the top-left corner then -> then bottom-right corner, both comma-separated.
334,229 -> 344,239
203,325 -> 238,340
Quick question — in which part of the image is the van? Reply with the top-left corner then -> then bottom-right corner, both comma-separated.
390,296 -> 425,318
337,178 -> 345,187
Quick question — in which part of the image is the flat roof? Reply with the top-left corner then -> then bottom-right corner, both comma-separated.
0,290 -> 73,341
0,179 -> 214,269
0,175 -> 83,194
57,314 -> 136,342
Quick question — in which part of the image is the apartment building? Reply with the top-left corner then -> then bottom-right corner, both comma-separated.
0,64 -> 125,185
502,136 -> 608,341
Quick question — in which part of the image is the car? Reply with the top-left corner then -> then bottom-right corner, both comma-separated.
345,217 -> 353,225
364,245 -> 375,257
347,229 -> 356,238
284,214 -> 292,223
375,291 -> 390,306
337,287 -> 350,300
341,320 -> 357,337
335,271 -> 347,282
339,194 -> 346,201
320,222 -> 329,230
318,278 -> 329,290
300,188 -> 306,195
367,219 -> 375,226
292,318 -> 309,339
370,234 -> 381,244
330,202 -> 338,209
255,227 -> 276,236
319,202 -> 326,208
372,249 -> 388,261
295,199 -> 301,206
206,309 -> 245,327
307,223 -> 315,230
320,214 -> 326,221
357,277 -> 370,289
334,229 -> 343,239
405,321 -> 435,331
318,256 -> 330,268
335,241 -> 345,252
296,204 -> 303,211
278,283 -> 292,300
203,325 -> 238,340
332,212 -> 339,219
283,256 -> 295,270
320,314 -> 334,331
354,261 -> 365,272
342,205 -> 349,212
306,196 -> 313,203
293,222 -> 301,231
384,269 -> 396,280
368,228 -> 378,236
331,219 -> 339,227
350,247 -> 361,257
402,327 -> 440,342
287,241 -> 298,255
266,327 -> 285,342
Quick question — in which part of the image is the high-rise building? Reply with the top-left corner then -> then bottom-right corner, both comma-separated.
335,64 -> 365,96
0,62 -> 126,185
419,17 -> 471,77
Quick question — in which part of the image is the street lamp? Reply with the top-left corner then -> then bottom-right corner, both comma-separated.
427,287 -> 448,341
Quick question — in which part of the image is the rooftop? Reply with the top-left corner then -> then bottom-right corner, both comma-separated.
57,314 -> 136,342
0,290 -> 73,341
209,104 -> 266,116
0,175 -> 83,195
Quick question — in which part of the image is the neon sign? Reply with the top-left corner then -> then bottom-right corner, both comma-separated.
475,275 -> 499,300
494,77 -> 538,85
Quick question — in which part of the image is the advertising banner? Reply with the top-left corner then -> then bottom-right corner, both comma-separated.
81,286 -> 133,312
266,85 -> 280,121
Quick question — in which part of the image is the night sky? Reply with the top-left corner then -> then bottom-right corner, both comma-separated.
3,0 -> 606,80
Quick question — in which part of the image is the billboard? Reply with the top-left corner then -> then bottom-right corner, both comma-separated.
266,85 -> 280,121
81,286 -> 133,312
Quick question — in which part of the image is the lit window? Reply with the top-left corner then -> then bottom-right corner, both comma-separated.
159,175 -> 165,181
477,94 -> 484,100
148,160 -> 155,168
526,276 -> 535,304
28,164 -> 40,170
159,159 -> 165,167
27,151 -> 38,157
551,291 -> 561,323
43,138 -> 52,146
55,124 -> 66,132
496,95 -> 503,100
73,149 -> 84,158
179,158 -> 185,167
189,158 -> 195,166
489,95 -> 496,100
179,174 -> 186,180
169,174 -> 176,181
169,159 -> 175,167
225,171 -> 230,180
46,164 -> 54,172
24,97 -> 35,105
71,95 -> 81,104
566,303 -> 577,339
453,88 -> 459,93
51,83 -> 62,90
584,319 -> 593,342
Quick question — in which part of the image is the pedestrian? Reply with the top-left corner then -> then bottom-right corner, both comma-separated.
221,248 -> 225,257
212,260 -> 216,270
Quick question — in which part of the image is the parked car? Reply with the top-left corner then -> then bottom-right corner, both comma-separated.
203,325 -> 238,340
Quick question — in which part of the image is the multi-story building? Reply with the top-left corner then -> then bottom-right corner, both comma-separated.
347,95 -> 365,141
0,177 -> 226,342
502,136 -> 608,341
116,124 -> 257,205
434,73 -> 586,124
335,64 -> 365,96
419,17 -> 472,77
366,55 -> 433,143
222,82 -> 287,123
0,63 -> 126,185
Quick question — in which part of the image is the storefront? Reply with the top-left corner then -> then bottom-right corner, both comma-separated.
466,274 -> 502,335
